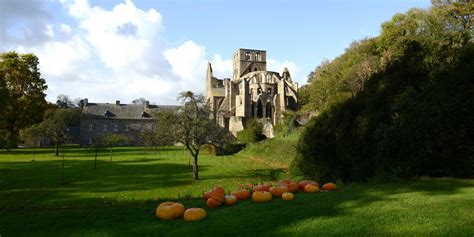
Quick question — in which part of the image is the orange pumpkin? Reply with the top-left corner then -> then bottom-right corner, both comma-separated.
203,190 -> 212,201
206,197 -> 222,208
252,191 -> 273,203
322,182 -> 337,191
253,183 -> 273,192
282,192 -> 295,201
298,180 -> 319,190
210,187 -> 225,203
269,185 -> 290,197
224,194 -> 238,205
231,189 -> 250,200
278,179 -> 299,192
155,202 -> 185,220
304,184 -> 319,193
183,208 -> 207,221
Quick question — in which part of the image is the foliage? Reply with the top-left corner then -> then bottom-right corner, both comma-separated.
35,108 -> 81,156
56,94 -> 75,108
0,52 -> 48,148
131,97 -> 148,105
236,119 -> 265,143
297,3 -> 474,182
155,111 -> 177,147
273,111 -> 299,137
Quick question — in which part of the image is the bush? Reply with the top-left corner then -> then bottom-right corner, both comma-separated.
296,44 -> 474,182
202,143 -> 246,156
237,119 -> 265,143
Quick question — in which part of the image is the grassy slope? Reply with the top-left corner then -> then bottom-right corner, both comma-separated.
1,141 -> 473,236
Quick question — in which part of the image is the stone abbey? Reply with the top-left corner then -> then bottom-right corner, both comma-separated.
205,49 -> 299,137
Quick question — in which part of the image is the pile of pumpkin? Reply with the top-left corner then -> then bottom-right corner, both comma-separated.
155,179 -> 337,221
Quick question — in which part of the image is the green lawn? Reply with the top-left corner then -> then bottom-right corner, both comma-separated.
1,145 -> 473,236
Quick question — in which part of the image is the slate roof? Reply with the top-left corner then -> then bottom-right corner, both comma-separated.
82,103 -> 180,120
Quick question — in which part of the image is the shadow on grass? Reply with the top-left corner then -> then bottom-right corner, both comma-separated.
1,178 -> 472,236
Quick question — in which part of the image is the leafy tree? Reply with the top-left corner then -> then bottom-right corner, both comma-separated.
297,2 -> 474,181
237,119 -> 265,143
39,108 -> 81,156
56,94 -> 75,108
131,98 -> 148,105
170,91 -> 227,180
155,111 -> 176,150
73,98 -> 86,107
101,133 -> 127,162
0,52 -> 48,148
20,123 -> 43,161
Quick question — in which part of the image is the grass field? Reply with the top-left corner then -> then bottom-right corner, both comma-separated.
1,141 -> 473,236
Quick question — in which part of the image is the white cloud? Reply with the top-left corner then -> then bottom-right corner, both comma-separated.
267,58 -> 304,85
3,0 -> 302,105
64,0 -> 163,70
59,23 -> 71,34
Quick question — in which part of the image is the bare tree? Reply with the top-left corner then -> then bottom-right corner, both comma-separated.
171,91 -> 228,180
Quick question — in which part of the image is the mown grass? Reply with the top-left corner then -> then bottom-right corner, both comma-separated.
1,143 -> 473,236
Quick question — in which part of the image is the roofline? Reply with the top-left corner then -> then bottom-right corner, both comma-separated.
236,48 -> 266,52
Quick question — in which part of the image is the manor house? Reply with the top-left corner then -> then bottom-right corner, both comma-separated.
206,49 -> 298,137
79,99 -> 178,145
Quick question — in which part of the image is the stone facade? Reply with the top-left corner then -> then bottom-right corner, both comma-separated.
206,48 -> 298,137
79,99 -> 178,145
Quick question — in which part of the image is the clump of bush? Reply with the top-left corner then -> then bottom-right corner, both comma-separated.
202,143 -> 246,156
237,119 -> 265,143
296,4 -> 474,182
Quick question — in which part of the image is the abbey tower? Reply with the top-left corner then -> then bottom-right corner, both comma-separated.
206,48 -> 298,137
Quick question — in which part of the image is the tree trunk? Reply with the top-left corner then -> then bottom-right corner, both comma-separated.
55,142 -> 59,156
61,149 -> 65,185
192,155 -> 199,180
94,147 -> 98,169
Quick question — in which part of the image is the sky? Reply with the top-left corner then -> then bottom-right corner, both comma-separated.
0,0 -> 431,105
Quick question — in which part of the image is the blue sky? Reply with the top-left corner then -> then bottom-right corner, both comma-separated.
0,0 -> 431,104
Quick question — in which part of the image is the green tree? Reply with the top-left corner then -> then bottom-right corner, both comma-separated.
56,94 -> 75,108
0,52 -> 48,148
39,108 -> 81,156
102,133 -> 127,162
20,123 -> 43,161
297,2 -> 474,181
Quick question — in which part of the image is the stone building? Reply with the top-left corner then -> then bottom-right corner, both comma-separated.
79,99 -> 178,145
206,48 -> 298,137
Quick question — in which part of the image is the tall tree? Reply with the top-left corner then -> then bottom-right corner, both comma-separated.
0,52 -> 47,148
56,94 -> 75,108
131,98 -> 148,105
171,91 -> 227,180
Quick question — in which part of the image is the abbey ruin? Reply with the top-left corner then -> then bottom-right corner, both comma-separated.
205,48 -> 299,137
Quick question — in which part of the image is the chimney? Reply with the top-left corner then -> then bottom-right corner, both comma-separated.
83,98 -> 88,107
116,100 -> 120,106
145,101 -> 149,108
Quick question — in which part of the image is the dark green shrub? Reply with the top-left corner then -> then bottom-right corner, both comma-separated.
237,119 -> 265,143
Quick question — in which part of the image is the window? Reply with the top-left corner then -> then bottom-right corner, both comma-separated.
140,123 -> 145,131
267,88 -> 272,94
258,88 -> 262,95
245,51 -> 250,60
255,52 -> 260,61
103,124 -> 107,132
125,125 -> 129,132
151,123 -> 156,131
266,74 -> 272,82
89,124 -> 93,132
114,124 -> 118,132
